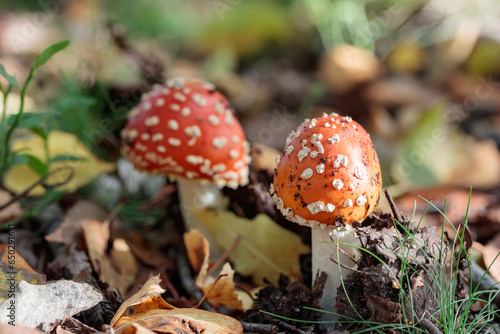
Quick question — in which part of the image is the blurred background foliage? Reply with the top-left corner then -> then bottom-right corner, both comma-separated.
1,0 -> 500,207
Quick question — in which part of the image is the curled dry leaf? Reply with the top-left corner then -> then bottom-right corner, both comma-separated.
80,219 -> 138,297
184,229 -> 245,311
192,211 -> 310,284
4,131 -> 115,196
110,274 -> 173,327
114,308 -> 243,334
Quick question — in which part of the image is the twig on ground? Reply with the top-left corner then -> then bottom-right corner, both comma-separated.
176,246 -> 216,312
384,188 -> 409,230
240,321 -> 278,334
207,234 -> 242,277
271,318 -> 306,334
420,319 -> 443,334
0,166 -> 74,211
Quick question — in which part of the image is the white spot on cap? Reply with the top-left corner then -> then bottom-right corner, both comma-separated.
307,201 -> 325,214
354,167 -> 367,180
174,92 -> 186,102
170,104 -> 180,111
186,155 -> 204,165
352,124 -> 357,130
192,93 -> 207,106
152,133 -> 164,142
275,155 -> 281,165
142,101 -> 152,111
167,78 -> 184,88
332,179 -> 344,190
356,195 -> 367,206
297,140 -> 311,162
215,101 -> 224,114
183,87 -> 191,95
168,120 -> 179,131
308,118 -> 317,128
325,122 -> 330,127
301,168 -> 313,179
186,171 -> 199,179
208,115 -> 220,126
229,150 -> 239,159
156,98 -> 165,107
225,109 -> 234,125
145,116 -> 159,127
185,125 -> 201,139
344,116 -> 352,122
344,199 -> 353,207
212,137 -> 227,149
181,107 -> 191,116
157,145 -> 166,153
286,145 -> 294,154
234,160 -> 245,169
168,138 -> 181,146
328,134 -> 340,144
136,143 -> 147,152
326,203 -> 335,212
316,163 -> 325,173
212,163 -> 227,172
232,135 -> 240,143
333,154 -> 348,168
310,151 -> 318,158
141,133 -> 150,141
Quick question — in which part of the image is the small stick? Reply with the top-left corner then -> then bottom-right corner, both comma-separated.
420,319 -> 443,334
271,318 -> 306,334
240,322 -> 278,334
234,283 -> 254,300
159,268 -> 180,300
176,247 -> 216,312
194,273 -> 228,309
207,234 -> 242,277
383,189 -> 406,227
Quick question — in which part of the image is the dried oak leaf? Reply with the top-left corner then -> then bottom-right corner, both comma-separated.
184,229 -> 245,311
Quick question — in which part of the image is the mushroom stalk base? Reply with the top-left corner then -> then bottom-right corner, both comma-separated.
312,226 -> 362,329
176,178 -> 227,259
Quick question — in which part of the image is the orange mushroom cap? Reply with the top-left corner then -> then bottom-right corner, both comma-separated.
271,114 -> 382,227
121,79 -> 251,189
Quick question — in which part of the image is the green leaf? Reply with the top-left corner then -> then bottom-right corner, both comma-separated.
23,154 -> 48,176
9,154 -> 29,166
7,112 -> 45,128
32,40 -> 70,71
29,126 -> 47,139
0,64 -> 19,88
48,154 -> 85,164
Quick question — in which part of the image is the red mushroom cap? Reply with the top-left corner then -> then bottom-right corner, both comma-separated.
271,114 -> 382,227
121,79 -> 251,189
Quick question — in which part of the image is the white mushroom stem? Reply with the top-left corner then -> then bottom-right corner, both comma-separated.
312,225 -> 363,328
176,178 -> 227,259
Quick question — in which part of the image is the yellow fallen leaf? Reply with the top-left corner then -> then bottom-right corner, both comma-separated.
192,212 -> 310,285
4,131 -> 115,195
184,230 -> 244,311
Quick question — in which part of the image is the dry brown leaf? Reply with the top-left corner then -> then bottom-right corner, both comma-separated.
184,229 -> 209,274
184,230 -> 244,311
114,308 -> 243,334
0,244 -> 46,303
484,233 -> 500,282
80,219 -> 137,296
110,274 -> 174,327
111,239 -> 139,279
45,200 -> 109,245
0,190 -> 22,224
4,131 -> 115,195
120,323 -> 156,334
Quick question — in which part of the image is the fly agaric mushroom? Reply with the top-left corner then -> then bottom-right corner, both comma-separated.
121,79 -> 251,253
271,113 -> 382,319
